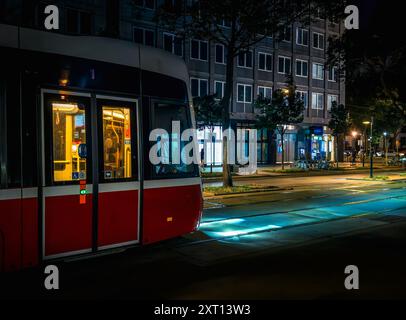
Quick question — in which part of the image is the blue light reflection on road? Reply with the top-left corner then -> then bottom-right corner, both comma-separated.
199,196 -> 406,241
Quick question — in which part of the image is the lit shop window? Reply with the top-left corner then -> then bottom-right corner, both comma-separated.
52,102 -> 87,182
102,106 -> 132,180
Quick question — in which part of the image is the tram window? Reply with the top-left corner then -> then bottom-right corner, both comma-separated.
102,106 -> 132,180
151,103 -> 198,178
52,102 -> 87,182
0,79 -> 6,188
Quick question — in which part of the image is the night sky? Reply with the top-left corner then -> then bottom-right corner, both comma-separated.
355,0 -> 405,46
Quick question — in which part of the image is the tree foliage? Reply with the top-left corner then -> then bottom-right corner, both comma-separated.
255,87 -> 304,132
370,98 -> 406,144
193,94 -> 222,130
328,102 -> 351,167
157,0 -> 347,185
327,1 -> 406,138
328,102 -> 351,136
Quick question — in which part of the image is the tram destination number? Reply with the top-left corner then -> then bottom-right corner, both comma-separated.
154,304 -> 251,317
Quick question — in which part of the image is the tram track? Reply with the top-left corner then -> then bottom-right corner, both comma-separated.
202,189 -> 406,225
174,192 -> 406,248
203,180 -> 406,211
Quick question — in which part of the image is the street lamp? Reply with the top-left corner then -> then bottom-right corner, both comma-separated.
351,131 -> 359,164
383,132 -> 388,166
362,121 -> 370,168
282,88 -> 290,95
363,118 -> 374,178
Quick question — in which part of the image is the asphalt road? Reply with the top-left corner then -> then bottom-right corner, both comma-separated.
2,172 -> 406,300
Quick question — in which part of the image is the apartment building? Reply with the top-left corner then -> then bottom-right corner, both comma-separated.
1,0 -> 345,165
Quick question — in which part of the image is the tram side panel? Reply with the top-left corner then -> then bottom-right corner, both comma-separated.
141,93 -> 203,245
21,194 -> 38,268
143,183 -> 202,244
0,58 -> 25,271
21,67 -> 43,268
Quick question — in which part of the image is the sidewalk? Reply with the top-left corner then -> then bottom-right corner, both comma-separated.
202,162 -> 405,183
202,170 -> 406,207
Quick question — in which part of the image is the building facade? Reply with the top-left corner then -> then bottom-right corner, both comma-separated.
1,0 -> 345,165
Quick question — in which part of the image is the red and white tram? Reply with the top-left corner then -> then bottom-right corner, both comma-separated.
0,24 -> 203,271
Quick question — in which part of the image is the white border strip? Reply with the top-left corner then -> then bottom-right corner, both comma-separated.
0,188 -> 37,200
0,189 -> 21,201
43,248 -> 92,261
43,185 -> 93,197
96,95 -> 138,103
98,240 -> 139,251
22,188 -> 38,199
144,177 -> 201,189
41,89 -> 91,98
99,181 -> 139,193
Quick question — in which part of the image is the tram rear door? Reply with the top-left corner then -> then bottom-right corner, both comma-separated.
41,90 -> 139,260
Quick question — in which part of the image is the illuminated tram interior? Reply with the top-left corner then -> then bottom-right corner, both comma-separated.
102,106 -> 132,180
52,102 -> 87,182
51,100 -> 132,182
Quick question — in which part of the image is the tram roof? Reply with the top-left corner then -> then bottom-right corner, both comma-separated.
0,23 -> 189,83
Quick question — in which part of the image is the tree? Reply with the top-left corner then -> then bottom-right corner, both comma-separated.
157,0 -> 347,186
255,81 -> 305,170
328,102 -> 351,168
370,98 -> 406,161
193,94 -> 223,172
327,1 -> 406,146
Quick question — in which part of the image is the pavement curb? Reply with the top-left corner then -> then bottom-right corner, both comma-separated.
202,167 -> 405,183
204,187 -> 289,201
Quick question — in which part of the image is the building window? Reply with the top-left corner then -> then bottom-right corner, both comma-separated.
328,66 -> 338,82
327,94 -> 338,110
258,86 -> 272,99
297,90 -> 309,108
218,19 -> 231,28
163,33 -> 183,56
312,92 -> 324,110
215,44 -> 226,64
237,84 -> 252,103
134,0 -> 155,10
214,81 -> 225,100
258,52 -> 273,72
296,59 -> 308,77
314,7 -> 324,20
313,32 -> 325,50
238,51 -> 253,68
66,8 -> 92,35
278,56 -> 291,74
191,39 -> 208,61
282,25 -> 292,42
312,63 -> 324,80
133,27 -> 155,46
296,28 -> 309,46
191,78 -> 208,97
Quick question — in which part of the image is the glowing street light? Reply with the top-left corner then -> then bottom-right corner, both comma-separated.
363,117 -> 374,178
383,132 -> 388,165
